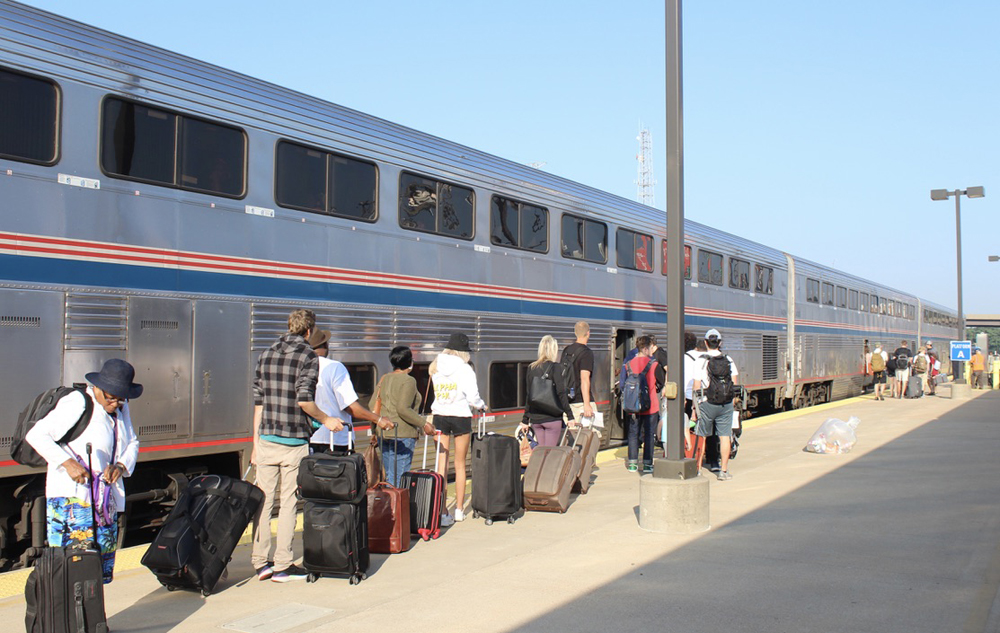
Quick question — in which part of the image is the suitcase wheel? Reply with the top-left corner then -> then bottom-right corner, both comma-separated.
507,516 -> 515,524
307,573 -> 317,583
201,589 -> 212,597
166,585 -> 178,592
472,511 -> 480,519
349,573 -> 364,585
485,518 -> 493,526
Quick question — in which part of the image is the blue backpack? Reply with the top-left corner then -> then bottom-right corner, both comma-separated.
622,360 -> 653,414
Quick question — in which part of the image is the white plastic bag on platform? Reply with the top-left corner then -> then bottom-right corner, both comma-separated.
803,416 -> 861,454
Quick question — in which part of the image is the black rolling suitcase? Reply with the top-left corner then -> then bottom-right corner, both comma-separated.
25,443 -> 107,633
302,498 -> 369,584
400,433 -> 445,541
470,415 -> 522,525
141,474 -> 264,596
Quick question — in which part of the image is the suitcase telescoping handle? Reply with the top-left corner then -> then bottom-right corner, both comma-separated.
331,420 -> 354,453
421,430 -> 442,471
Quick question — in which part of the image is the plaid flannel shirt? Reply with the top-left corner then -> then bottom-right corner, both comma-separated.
253,333 -> 319,439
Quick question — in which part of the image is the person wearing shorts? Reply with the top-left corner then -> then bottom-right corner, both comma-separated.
691,329 -> 739,481
430,332 -> 486,526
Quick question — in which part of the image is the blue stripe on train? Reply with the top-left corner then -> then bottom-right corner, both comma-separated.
0,253 -> 917,337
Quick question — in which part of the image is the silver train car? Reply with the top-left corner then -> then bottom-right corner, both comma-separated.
0,2 -> 957,567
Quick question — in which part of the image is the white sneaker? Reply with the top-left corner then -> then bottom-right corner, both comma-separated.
440,512 -> 455,527
453,508 -> 465,522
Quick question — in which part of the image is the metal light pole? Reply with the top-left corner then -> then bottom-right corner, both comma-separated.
931,186 -> 985,385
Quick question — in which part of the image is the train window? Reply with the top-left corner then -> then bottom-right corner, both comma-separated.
860,292 -> 869,311
276,141 -> 378,221
836,286 -> 847,308
870,294 -> 879,314
616,229 -> 653,272
659,242 -> 692,279
410,363 -> 435,415
909,304 -> 915,320
729,257 -> 750,290
101,97 -> 246,197
399,172 -> 474,239
879,297 -> 887,314
343,364 -> 377,407
821,282 -> 834,306
848,290 -> 859,310
806,278 -> 820,303
754,265 -> 773,294
561,214 -> 608,264
490,196 -> 548,252
697,250 -> 724,285
0,68 -> 58,164
489,362 -> 528,411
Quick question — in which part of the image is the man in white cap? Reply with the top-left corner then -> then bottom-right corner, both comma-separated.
692,329 -> 739,480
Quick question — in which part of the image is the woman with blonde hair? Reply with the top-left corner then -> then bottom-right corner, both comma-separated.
517,335 -> 573,447
430,332 -> 485,526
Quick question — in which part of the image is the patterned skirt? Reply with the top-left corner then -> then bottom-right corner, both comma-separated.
46,497 -> 119,584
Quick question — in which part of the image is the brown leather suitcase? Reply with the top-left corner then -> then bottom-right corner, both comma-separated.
570,427 -> 600,494
523,445 -> 581,513
367,483 -> 410,554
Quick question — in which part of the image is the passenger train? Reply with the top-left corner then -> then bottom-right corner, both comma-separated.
0,2 -> 958,568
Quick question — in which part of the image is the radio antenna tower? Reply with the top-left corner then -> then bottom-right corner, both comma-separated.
635,124 -> 656,207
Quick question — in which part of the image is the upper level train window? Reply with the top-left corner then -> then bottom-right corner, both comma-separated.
399,172 -> 474,239
878,297 -> 887,314
561,214 -> 607,264
821,282 -> 834,306
848,289 -> 859,310
660,241 -> 692,279
729,257 -> 750,290
0,68 -> 59,165
275,141 -> 377,221
870,294 -> 879,314
860,292 -> 869,312
616,229 -> 653,272
697,250 -> 724,286
101,97 -> 246,197
806,278 -> 820,303
836,286 -> 847,308
755,265 -> 773,294
490,196 -> 548,252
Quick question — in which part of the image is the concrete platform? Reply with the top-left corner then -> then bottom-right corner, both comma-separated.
2,386 -> 999,633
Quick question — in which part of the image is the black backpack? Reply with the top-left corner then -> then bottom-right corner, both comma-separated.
11,385 -> 93,468
558,346 -> 581,401
621,360 -> 653,414
702,354 -> 734,405
896,351 -> 909,370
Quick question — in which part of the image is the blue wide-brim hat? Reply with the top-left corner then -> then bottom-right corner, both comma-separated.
86,358 -> 143,400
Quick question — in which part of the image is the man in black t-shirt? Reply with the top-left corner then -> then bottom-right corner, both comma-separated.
562,321 -> 596,426
892,340 -> 911,399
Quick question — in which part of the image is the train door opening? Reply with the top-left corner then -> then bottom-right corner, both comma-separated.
609,328 -> 635,441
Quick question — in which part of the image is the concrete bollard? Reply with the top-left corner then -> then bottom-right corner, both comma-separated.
638,474 -> 710,534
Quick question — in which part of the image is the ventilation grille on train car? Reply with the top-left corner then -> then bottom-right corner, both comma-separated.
0,316 -> 40,327
138,424 -> 177,436
762,335 -> 778,381
140,320 -> 179,330
65,294 -> 127,350
0,436 -> 12,449
251,302 -> 395,352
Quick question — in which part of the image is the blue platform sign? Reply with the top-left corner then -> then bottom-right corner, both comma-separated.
950,340 -> 972,361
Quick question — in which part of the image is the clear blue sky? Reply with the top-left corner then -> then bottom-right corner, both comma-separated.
18,0 -> 1000,314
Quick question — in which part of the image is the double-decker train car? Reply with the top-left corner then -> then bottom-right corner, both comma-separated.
0,2 -> 957,568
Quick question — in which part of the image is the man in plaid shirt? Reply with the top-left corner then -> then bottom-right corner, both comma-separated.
251,309 -> 343,583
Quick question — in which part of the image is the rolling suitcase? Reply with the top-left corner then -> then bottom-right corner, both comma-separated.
400,433 -> 445,541
302,498 -> 369,584
25,443 -> 107,633
470,415 -> 522,525
523,431 -> 582,513
569,426 -> 600,494
906,375 -> 923,398
366,425 -> 410,554
141,473 -> 264,595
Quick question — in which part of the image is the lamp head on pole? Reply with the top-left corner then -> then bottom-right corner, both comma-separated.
989,255 -> 1000,263
966,186 -> 985,199
930,189 -> 950,201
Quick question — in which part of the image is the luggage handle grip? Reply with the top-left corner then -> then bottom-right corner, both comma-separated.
309,462 -> 348,478
422,430 -> 442,471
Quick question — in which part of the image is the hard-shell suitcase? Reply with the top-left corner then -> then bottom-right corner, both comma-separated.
297,452 -> 367,504
906,375 -> 923,398
141,474 -> 264,595
25,443 -> 107,633
302,499 -> 369,584
470,416 -> 522,525
25,547 -> 108,633
367,483 -> 410,554
569,427 -> 600,494
400,433 -> 445,540
523,437 -> 582,513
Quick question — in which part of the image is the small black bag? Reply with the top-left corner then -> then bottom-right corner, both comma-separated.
298,453 -> 367,504
528,363 -> 563,418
